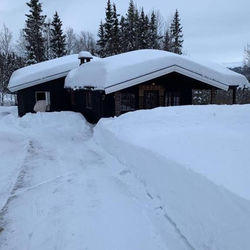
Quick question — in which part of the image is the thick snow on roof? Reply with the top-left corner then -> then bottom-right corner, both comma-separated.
78,51 -> 93,59
8,54 -> 80,92
65,49 -> 250,93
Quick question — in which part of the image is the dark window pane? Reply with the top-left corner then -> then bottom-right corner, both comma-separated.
121,93 -> 135,112
36,92 -> 46,101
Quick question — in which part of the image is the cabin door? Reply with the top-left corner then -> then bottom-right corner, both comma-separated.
143,90 -> 159,109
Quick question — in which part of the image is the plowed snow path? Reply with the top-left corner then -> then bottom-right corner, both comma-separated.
0,111 -> 190,250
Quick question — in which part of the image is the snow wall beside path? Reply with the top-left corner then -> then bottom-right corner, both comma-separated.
94,120 -> 250,250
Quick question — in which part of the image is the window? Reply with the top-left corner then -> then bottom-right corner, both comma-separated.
121,93 -> 135,112
165,92 -> 181,106
35,91 -> 50,111
143,90 -> 159,109
86,91 -> 92,109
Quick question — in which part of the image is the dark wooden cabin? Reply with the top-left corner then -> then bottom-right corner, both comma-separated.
68,73 -> 238,123
17,77 -> 71,117
65,50 -> 247,123
9,50 -> 249,123
8,54 -> 79,117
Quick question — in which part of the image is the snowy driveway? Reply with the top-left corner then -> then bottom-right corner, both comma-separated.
0,109 -> 189,250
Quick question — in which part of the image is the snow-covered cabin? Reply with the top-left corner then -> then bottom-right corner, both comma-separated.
8,49 -> 250,122
65,49 -> 249,122
8,53 -> 87,116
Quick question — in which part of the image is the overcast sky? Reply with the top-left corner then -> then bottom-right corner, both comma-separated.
0,0 -> 249,65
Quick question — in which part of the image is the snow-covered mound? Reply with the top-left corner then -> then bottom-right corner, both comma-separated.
8,54 -> 80,92
95,105 -> 250,200
94,105 -> 250,250
65,49 -> 249,93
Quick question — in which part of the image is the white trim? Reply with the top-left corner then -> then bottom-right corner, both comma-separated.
104,65 -> 230,94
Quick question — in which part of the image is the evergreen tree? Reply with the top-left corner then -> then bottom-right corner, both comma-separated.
148,11 -> 159,49
103,0 -> 114,56
51,12 -> 66,58
98,1 -> 120,56
112,4 -> 120,54
119,16 -> 128,53
163,29 -> 173,52
24,0 -> 46,64
125,0 -> 137,51
138,9 -> 149,49
97,21 -> 106,57
169,9 -> 183,54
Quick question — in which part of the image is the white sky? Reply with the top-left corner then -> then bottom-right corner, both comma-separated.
0,0 -> 250,64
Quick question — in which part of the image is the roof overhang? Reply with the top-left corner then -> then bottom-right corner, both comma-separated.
9,71 -> 70,92
104,64 -> 230,94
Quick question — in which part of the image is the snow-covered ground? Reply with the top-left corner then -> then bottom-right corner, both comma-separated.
0,105 -> 250,250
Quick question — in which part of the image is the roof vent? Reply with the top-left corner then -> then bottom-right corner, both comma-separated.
78,51 -> 93,65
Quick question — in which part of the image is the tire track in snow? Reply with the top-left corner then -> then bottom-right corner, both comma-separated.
0,140 -> 39,231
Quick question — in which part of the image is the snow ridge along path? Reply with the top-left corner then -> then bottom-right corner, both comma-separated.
1,106 -> 250,250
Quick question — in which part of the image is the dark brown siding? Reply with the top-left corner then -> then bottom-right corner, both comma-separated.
17,77 -> 70,117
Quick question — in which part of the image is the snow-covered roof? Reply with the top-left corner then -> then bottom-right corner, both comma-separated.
8,54 -> 80,92
65,49 -> 250,93
78,51 -> 93,59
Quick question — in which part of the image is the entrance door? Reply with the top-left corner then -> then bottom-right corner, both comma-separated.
143,90 -> 159,109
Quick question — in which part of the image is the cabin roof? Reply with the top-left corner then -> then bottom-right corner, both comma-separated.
65,49 -> 250,93
8,54 -> 80,92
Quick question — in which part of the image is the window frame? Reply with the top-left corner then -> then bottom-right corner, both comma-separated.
35,91 -> 51,111
120,93 -> 136,112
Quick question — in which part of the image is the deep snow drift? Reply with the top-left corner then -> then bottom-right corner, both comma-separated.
94,105 -> 250,250
95,105 -> 250,200
1,105 -> 250,250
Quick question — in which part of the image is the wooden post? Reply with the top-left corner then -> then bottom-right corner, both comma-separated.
232,87 -> 236,104
210,88 -> 214,104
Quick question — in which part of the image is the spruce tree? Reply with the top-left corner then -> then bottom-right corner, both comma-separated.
103,0 -> 114,56
125,0 -> 137,51
112,4 -> 120,55
163,29 -> 173,52
170,9 -> 183,54
148,11 -> 159,49
138,9 -> 149,49
24,0 -> 46,64
97,21 -> 106,57
51,11 -> 66,58
119,16 -> 128,53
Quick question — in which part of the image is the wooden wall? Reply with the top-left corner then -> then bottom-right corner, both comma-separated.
17,77 -> 70,117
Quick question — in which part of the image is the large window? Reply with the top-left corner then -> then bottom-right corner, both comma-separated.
35,91 -> 50,111
121,93 -> 136,112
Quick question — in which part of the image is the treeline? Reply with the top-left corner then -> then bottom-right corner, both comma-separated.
0,0 -> 184,103
97,0 -> 183,57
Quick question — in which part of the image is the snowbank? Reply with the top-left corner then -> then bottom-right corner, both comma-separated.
94,105 -> 250,250
65,49 -> 249,93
